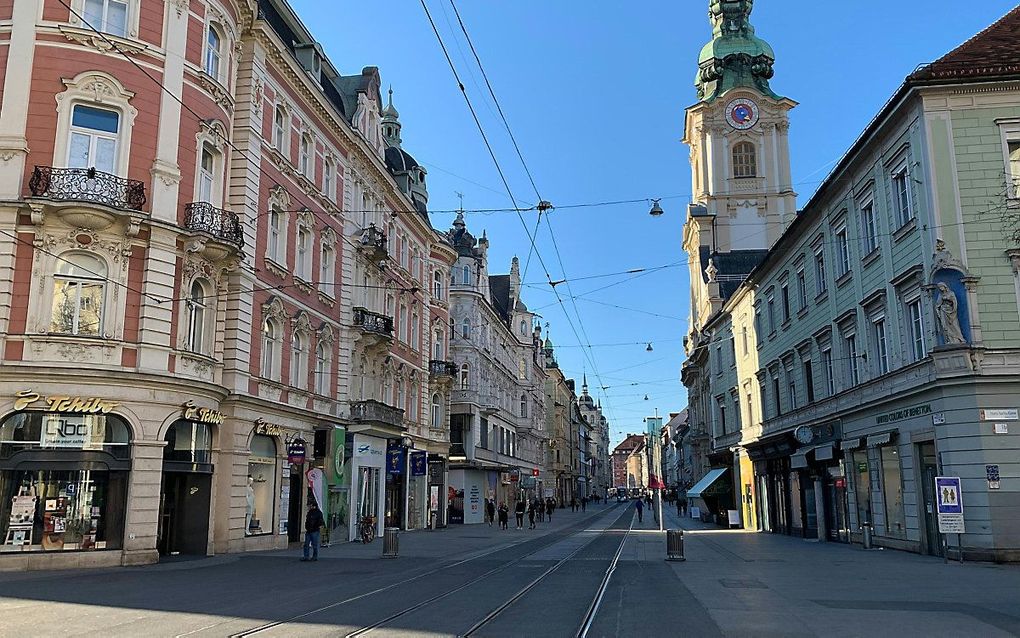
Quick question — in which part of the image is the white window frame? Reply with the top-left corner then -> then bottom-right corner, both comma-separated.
411,311 -> 419,350
433,270 -> 443,299
314,341 -> 331,396
431,394 -> 442,429
50,252 -> 108,337
906,296 -> 926,362
78,0 -> 134,38
997,119 -> 1020,199
295,225 -> 312,281
186,279 -> 209,354
835,225 -> 851,276
67,104 -> 121,174
262,317 -> 281,381
323,156 -> 335,201
872,314 -> 889,375
821,346 -> 835,396
861,197 -> 879,254
290,331 -> 308,389
204,23 -> 224,82
814,244 -> 827,295
55,72 -> 136,179
844,332 -> 859,387
299,133 -> 313,177
273,104 -> 288,152
891,160 -> 913,227
319,240 -> 335,298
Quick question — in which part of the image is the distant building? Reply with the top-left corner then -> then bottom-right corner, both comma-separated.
611,435 -> 648,490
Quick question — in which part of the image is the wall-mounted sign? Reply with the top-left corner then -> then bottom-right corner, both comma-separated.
330,427 -> 346,486
40,414 -> 98,449
354,437 -> 385,459
287,439 -> 307,465
935,476 -> 965,534
14,390 -> 118,414
410,451 -> 427,477
386,445 -> 405,475
182,401 -> 224,425
254,419 -> 284,437
978,409 -> 1018,422
986,465 -> 1001,490
994,423 -> 1009,435
876,404 -> 931,426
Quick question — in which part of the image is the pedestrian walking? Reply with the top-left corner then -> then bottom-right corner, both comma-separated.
635,497 -> 644,524
676,496 -> 682,517
546,498 -> 555,521
515,500 -> 526,530
300,502 -> 324,562
581,496 -> 587,512
528,500 -> 537,529
537,498 -> 545,522
498,503 -> 509,530
571,497 -> 577,512
486,498 -> 496,527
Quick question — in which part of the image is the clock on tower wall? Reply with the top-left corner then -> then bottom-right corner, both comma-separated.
725,98 -> 760,130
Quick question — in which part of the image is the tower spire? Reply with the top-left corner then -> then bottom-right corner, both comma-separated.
696,0 -> 778,102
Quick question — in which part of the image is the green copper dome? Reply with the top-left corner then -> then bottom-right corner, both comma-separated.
695,0 -> 780,102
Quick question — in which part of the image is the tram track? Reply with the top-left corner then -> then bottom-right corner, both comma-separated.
231,504 -> 624,637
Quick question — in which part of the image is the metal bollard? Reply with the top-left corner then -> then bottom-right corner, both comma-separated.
861,522 -> 873,550
382,527 -> 399,558
666,529 -> 686,561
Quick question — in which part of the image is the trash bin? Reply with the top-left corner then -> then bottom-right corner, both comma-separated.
382,527 -> 399,558
861,522 -> 873,550
666,529 -> 685,561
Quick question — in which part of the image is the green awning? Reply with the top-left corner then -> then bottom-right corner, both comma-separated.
687,468 -> 729,499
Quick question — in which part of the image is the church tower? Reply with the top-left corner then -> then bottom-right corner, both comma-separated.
682,0 -> 797,329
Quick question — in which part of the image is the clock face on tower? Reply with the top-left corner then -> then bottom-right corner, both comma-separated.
725,98 -> 760,130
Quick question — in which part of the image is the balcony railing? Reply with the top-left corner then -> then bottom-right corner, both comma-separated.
29,166 -> 146,210
350,399 -> 404,429
429,360 -> 457,377
184,202 -> 244,247
353,307 -> 393,337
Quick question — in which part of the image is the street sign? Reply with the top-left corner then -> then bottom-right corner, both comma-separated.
935,476 -> 965,534
986,465 -> 1001,490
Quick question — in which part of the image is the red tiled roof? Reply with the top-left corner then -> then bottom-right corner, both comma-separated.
911,5 -> 1020,81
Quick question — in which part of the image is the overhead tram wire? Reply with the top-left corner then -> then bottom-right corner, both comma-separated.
436,0 -> 621,422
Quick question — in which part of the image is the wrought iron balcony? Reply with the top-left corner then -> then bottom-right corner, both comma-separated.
429,360 -> 457,378
29,166 -> 146,211
357,223 -> 387,261
350,399 -> 404,430
352,307 -> 393,338
184,202 -> 244,248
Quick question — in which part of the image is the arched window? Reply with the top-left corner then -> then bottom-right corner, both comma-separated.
433,270 -> 443,299
411,312 -> 419,350
273,105 -> 287,150
187,279 -> 208,354
268,204 -> 284,263
51,252 -> 107,336
431,393 -> 442,429
68,104 -> 120,173
433,329 -> 443,360
319,242 -> 335,298
197,144 -> 216,203
461,265 -> 470,285
411,383 -> 419,420
732,141 -> 757,178
261,317 -> 280,380
314,341 -> 330,395
205,25 -> 222,80
323,157 -> 334,200
520,320 -> 527,336
461,318 -> 470,339
520,394 -> 527,418
295,225 -> 311,280
398,304 -> 407,343
459,363 -> 469,390
290,331 -> 307,388
299,133 -> 312,176
396,380 -> 404,411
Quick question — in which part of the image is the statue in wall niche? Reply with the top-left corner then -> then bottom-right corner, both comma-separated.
935,282 -> 966,345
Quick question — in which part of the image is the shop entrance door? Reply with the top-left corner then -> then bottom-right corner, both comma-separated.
158,472 -> 211,556
287,468 -> 303,543
825,473 -> 850,542
918,443 -> 943,557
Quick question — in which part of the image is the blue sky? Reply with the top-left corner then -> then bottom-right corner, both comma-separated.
292,0 -> 1019,444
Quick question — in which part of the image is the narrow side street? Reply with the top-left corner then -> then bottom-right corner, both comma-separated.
0,502 -> 1016,637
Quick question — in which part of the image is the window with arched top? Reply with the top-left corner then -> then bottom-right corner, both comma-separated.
461,265 -> 470,285
433,270 -> 443,299
732,141 -> 757,178
299,134 -> 312,176
314,341 -> 330,396
290,331 -> 307,389
459,363 -> 469,390
520,394 -> 527,418
205,24 -> 223,80
51,252 -> 107,336
261,317 -> 281,381
268,204 -> 285,263
431,393 -> 442,429
461,318 -> 470,339
187,279 -> 209,354
273,105 -> 287,151
434,329 -> 443,360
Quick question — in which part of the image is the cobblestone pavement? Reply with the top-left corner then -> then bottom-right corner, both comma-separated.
0,501 -> 1016,637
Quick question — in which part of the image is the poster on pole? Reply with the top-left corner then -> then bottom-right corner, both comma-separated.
935,476 -> 965,534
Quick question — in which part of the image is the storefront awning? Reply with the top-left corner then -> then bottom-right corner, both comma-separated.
842,437 -> 864,450
687,468 -> 729,499
867,432 -> 894,447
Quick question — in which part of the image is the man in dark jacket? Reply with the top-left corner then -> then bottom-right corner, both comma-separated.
301,502 -> 325,561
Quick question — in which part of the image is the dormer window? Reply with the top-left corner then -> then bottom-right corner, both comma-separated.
732,141 -> 757,178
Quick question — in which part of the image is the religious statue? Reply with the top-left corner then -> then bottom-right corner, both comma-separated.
935,282 -> 966,345
705,258 -> 719,283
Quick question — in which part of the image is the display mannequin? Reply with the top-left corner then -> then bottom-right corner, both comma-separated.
245,476 -> 255,535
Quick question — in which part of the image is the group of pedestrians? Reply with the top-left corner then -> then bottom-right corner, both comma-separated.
484,496 -> 560,531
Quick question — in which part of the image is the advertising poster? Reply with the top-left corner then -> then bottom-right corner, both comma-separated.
330,426 -> 346,486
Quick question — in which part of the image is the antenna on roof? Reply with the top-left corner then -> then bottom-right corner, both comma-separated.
455,191 -> 464,213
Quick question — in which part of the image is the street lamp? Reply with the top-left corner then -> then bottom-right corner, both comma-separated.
649,199 -> 664,217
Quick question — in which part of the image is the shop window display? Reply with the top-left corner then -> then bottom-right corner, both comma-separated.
880,444 -> 906,538
0,410 -> 130,553
247,435 -> 277,535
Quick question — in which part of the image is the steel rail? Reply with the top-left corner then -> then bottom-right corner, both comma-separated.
575,514 -> 635,637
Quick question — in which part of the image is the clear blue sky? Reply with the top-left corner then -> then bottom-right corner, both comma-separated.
292,0 -> 1018,444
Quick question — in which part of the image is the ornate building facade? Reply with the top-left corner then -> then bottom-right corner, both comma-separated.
681,2 -> 1020,561
0,0 -> 456,568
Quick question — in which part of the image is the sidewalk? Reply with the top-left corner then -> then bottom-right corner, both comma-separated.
653,505 -> 1020,637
